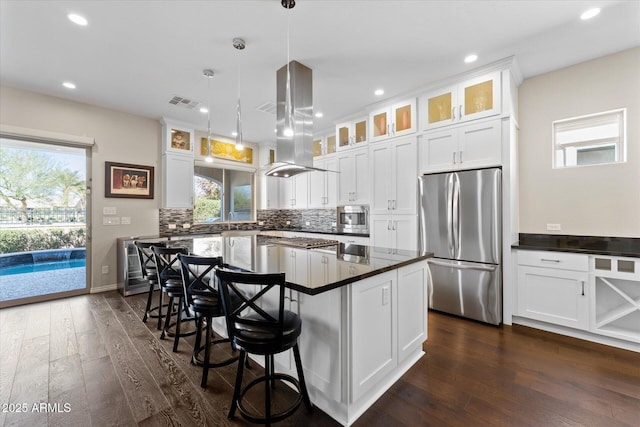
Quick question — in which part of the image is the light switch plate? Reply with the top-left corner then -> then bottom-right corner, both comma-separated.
103,217 -> 120,225
121,216 -> 131,225
547,223 -> 561,231
103,207 -> 117,215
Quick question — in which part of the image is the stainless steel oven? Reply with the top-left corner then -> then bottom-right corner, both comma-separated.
337,205 -> 369,235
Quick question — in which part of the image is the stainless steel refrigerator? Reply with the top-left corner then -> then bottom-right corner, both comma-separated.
419,168 -> 502,325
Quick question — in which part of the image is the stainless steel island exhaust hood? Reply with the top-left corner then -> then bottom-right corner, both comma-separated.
266,60 -> 328,178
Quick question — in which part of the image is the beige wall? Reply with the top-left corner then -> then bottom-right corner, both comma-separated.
0,85 -> 161,291
518,47 -> 640,238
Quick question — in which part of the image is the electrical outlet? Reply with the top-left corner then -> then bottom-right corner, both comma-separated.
168,223 -> 177,229
101,265 -> 109,274
305,221 -> 310,226
547,223 -> 561,231
258,221 -> 265,226
382,286 -> 390,305
183,223 -> 191,229
286,221 -> 291,225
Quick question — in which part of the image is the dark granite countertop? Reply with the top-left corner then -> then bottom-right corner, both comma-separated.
168,234 -> 430,295
512,233 -> 640,258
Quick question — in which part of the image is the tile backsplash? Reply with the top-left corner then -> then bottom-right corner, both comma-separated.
159,208 -> 336,237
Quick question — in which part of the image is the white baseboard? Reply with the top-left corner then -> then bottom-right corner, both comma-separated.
90,283 -> 118,294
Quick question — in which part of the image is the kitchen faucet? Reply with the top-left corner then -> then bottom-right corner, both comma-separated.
228,211 -> 235,230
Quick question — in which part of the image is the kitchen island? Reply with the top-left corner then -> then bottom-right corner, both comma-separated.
171,233 -> 432,426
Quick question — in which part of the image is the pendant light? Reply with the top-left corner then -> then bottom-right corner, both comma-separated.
233,37 -> 245,151
203,68 -> 215,163
282,0 -> 295,138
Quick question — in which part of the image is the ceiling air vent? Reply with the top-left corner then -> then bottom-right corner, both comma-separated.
168,95 -> 199,109
256,101 -> 277,115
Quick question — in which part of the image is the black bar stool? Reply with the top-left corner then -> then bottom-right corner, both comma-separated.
135,241 -> 166,327
215,269 -> 313,426
152,246 -> 196,352
178,254 -> 239,388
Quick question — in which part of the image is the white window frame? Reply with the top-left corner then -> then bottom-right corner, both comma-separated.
552,108 -> 626,168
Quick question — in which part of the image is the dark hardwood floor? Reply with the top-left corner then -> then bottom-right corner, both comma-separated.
1,291 -> 638,427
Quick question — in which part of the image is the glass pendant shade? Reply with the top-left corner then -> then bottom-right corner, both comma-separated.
235,98 -> 244,150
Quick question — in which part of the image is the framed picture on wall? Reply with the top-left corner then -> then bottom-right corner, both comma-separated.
167,128 -> 194,154
105,161 -> 154,199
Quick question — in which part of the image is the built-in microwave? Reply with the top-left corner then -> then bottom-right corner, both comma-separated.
336,205 -> 369,235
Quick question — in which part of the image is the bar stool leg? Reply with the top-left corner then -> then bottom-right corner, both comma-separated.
201,315 -> 212,388
192,317 -> 203,365
157,290 -> 165,330
172,295 -> 184,352
228,350 -> 246,419
265,355 -> 272,425
293,344 -> 313,411
142,281 -> 155,322
160,295 -> 174,339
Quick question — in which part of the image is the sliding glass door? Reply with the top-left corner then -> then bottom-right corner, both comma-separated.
0,138 -> 90,307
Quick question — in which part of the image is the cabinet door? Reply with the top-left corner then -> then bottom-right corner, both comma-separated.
397,261 -> 428,363
326,134 -> 337,155
457,119 -> 502,169
263,175 -> 279,209
460,71 -> 501,122
293,173 -> 308,209
163,154 -> 193,208
350,270 -> 397,402
279,178 -> 294,208
370,142 -> 392,215
352,148 -> 369,204
423,85 -> 457,131
336,122 -> 352,150
324,156 -> 338,208
369,107 -> 390,142
517,266 -> 589,330
337,153 -> 354,205
392,138 -> 417,215
421,128 -> 458,173
393,215 -> 418,251
371,215 -> 394,251
308,165 -> 325,209
391,98 -> 416,137
353,117 -> 368,145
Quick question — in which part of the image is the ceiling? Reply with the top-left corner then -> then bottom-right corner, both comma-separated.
1,1 -> 639,145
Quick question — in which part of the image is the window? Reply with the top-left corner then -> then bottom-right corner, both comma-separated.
553,109 -> 626,168
193,166 -> 254,223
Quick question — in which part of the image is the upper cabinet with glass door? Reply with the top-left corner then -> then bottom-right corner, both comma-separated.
336,117 -> 368,151
313,133 -> 337,158
421,71 -> 501,131
369,98 -> 416,143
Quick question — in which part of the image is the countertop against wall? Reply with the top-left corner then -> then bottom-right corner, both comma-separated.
512,233 -> 640,258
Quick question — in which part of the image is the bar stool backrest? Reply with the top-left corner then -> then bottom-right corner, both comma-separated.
152,246 -> 187,285
177,254 -> 224,307
135,241 -> 166,279
215,269 -> 287,347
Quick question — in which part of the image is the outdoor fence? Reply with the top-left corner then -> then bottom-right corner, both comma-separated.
0,207 -> 86,225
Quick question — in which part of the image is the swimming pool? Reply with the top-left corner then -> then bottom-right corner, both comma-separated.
0,248 -> 86,276
0,259 -> 86,275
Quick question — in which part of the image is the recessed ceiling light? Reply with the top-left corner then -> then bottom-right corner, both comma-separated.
62,81 -> 76,89
315,112 -> 323,118
199,107 -> 208,114
67,13 -> 88,26
580,8 -> 600,20
464,54 -> 478,64
374,89 -> 384,96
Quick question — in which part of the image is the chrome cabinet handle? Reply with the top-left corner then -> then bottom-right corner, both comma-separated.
540,258 -> 561,263
581,281 -> 585,296
451,107 -> 456,121
459,150 -> 463,163
387,124 -> 390,136
453,152 -> 457,164
458,105 -> 463,118
393,200 -> 397,210
392,123 -> 396,135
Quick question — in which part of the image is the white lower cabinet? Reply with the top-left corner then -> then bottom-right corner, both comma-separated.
515,250 -> 640,347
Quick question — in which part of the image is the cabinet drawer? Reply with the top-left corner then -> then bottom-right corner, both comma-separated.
517,250 -> 588,272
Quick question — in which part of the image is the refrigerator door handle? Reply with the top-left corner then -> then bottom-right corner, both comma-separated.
452,173 -> 461,259
428,259 -> 497,273
446,174 -> 455,258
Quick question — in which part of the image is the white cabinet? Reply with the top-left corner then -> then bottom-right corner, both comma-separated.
370,214 -> 418,252
162,153 -> 193,208
369,98 -> 417,142
421,71 -> 501,131
350,270 -> 397,402
309,155 -> 337,208
336,117 -> 368,150
397,261 -> 428,363
262,175 -> 280,209
591,256 -> 640,343
337,147 -> 369,205
516,250 -> 589,330
313,133 -> 337,158
279,173 -> 308,209
370,136 -> 417,216
421,118 -> 501,174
